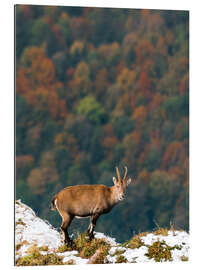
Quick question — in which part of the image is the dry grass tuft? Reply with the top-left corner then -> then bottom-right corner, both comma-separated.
16,244 -> 63,266
145,240 -> 181,262
15,240 -> 30,251
72,233 -> 111,263
122,234 -> 144,249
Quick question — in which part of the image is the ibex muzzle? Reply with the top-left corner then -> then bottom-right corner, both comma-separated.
51,166 -> 131,246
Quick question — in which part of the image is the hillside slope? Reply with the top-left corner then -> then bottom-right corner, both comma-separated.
15,200 -> 189,265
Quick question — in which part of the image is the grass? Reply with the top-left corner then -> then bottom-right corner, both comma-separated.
15,218 -> 26,227
15,240 -> 29,251
39,245 -> 49,252
16,244 -> 64,266
56,233 -> 111,264
74,233 -> 111,261
16,253 -> 64,266
145,240 -> 173,262
181,255 -> 189,261
57,244 -> 72,253
145,240 -> 182,262
116,255 -> 127,263
153,228 -> 169,236
122,234 -> 145,249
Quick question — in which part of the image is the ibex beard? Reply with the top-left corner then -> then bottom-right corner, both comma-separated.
51,166 -> 131,247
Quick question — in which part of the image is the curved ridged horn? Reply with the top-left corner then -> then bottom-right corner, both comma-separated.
116,167 -> 121,182
123,166 -> 128,181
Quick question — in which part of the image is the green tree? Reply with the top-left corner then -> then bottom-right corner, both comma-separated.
147,170 -> 182,228
76,96 -> 107,124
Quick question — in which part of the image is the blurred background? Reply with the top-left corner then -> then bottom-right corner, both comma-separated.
15,5 -> 189,242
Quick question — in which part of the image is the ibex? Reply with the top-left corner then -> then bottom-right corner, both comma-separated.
51,166 -> 131,246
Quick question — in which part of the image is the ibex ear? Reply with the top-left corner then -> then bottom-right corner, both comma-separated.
127,178 -> 131,186
112,177 -> 117,185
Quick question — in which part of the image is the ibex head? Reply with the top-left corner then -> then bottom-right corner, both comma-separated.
112,166 -> 131,201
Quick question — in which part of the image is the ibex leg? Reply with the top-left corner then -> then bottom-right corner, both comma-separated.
60,212 -> 73,246
87,214 -> 99,240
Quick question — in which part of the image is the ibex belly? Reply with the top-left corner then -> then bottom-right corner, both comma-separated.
75,215 -> 90,219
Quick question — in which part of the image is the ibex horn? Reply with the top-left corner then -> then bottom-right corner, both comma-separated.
116,167 -> 121,182
123,166 -> 128,181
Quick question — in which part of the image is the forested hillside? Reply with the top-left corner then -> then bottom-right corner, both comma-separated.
16,5 -> 189,242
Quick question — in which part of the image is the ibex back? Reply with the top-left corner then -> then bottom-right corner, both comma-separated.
51,166 -> 131,246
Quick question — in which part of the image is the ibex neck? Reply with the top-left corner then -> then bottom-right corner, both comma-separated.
110,186 -> 120,205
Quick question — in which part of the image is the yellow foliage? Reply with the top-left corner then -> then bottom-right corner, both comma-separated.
70,40 -> 84,55
132,105 -> 147,124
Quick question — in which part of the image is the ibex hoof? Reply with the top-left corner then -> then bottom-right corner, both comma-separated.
64,239 -> 73,247
88,234 -> 94,241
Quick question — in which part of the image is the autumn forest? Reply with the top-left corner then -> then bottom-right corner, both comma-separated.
16,5 -> 189,241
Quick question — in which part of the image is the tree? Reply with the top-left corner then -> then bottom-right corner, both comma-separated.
17,46 -> 67,119
147,170 -> 182,228
111,115 -> 134,139
27,167 -> 58,195
68,61 -> 91,100
94,68 -> 109,101
16,155 -> 34,180
161,141 -> 186,169
76,96 -> 107,124
132,105 -> 147,127
57,11 -> 71,45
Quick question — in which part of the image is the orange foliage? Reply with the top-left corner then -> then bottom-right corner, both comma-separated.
149,93 -> 163,110
138,169 -> 150,184
54,132 -> 78,158
52,24 -> 66,46
141,9 -> 150,17
104,123 -> 114,137
102,136 -> 118,162
19,5 -> 32,19
174,117 -> 188,140
179,73 -> 189,96
149,13 -> 164,31
16,47 -> 67,119
138,71 -> 151,91
16,155 -> 34,175
157,36 -> 167,55
97,42 -> 120,60
27,168 -> 46,195
27,167 -> 58,195
132,105 -> 147,126
168,166 -> 184,179
70,40 -> 85,55
165,30 -> 174,45
134,40 -> 155,64
122,130 -> 142,168
26,125 -> 41,148
16,68 -> 30,95
162,141 -> 186,169
114,92 -> 132,116
124,130 -> 141,147
102,136 -> 118,150
117,67 -> 137,91
142,58 -> 154,74
116,60 -> 125,76
66,67 -> 74,78
138,143 -> 150,168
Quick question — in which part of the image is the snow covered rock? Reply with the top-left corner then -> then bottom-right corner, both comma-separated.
15,200 -> 88,265
15,200 -> 189,265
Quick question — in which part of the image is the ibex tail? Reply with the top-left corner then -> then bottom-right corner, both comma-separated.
50,196 -> 57,211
